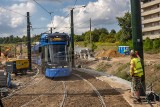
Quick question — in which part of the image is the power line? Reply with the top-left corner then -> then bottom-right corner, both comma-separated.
74,0 -> 78,7
74,20 -> 90,28
53,0 -> 79,30
0,6 -> 26,17
54,13 -> 70,30
32,0 -> 53,15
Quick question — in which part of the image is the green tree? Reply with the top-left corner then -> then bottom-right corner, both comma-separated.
115,30 -> 123,42
116,12 -> 132,42
110,29 -> 116,35
92,28 -> 109,42
99,33 -> 107,42
74,35 -> 84,42
84,31 -> 90,43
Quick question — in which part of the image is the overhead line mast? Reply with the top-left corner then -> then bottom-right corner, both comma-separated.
130,0 -> 145,96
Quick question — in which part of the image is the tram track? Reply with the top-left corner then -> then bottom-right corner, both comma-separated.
73,73 -> 106,107
2,69 -> 131,107
2,77 -> 57,107
60,81 -> 67,107
20,81 -> 62,107
19,80 -> 67,107
72,70 -> 131,107
2,65 -> 43,100
2,64 -> 68,107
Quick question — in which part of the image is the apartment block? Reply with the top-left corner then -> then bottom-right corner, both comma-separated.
141,0 -> 160,39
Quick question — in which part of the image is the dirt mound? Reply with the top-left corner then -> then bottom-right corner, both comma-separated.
95,49 -> 122,58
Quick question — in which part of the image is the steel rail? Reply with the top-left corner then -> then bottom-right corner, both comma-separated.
2,65 -> 44,100
60,81 -> 67,107
73,73 -> 106,107
20,81 -> 62,107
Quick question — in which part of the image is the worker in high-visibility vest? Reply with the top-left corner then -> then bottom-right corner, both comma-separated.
130,50 -> 143,103
124,49 -> 127,55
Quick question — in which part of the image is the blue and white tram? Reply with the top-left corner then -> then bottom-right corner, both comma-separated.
39,32 -> 71,78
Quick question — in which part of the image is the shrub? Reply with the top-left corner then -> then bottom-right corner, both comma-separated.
144,37 -> 153,51
153,39 -> 160,49
96,62 -> 112,72
114,63 -> 131,80
91,43 -> 97,51
83,41 -> 88,47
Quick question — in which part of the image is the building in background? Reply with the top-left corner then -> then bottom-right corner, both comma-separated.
141,0 -> 160,39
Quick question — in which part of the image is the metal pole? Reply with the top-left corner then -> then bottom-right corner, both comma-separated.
70,9 -> 75,68
0,46 -> 1,57
50,27 -> 52,34
130,0 -> 145,96
90,18 -> 93,51
15,45 -> 16,58
27,12 -> 32,71
90,18 -> 92,43
20,43 -> 22,55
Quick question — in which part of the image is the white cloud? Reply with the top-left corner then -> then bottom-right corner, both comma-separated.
13,0 -> 72,3
47,15 -> 70,33
0,2 -> 36,36
48,0 -> 130,34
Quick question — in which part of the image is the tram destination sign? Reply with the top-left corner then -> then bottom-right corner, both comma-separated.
50,37 -> 67,42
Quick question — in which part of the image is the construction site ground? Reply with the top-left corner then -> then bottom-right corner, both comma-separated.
0,49 -> 160,107
75,49 -> 160,107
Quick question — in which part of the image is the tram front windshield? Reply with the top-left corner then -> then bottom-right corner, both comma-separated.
48,44 -> 68,66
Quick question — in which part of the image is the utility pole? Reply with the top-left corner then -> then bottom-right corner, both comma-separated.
130,0 -> 145,96
27,12 -> 32,71
50,27 -> 52,34
15,44 -> 16,58
20,43 -> 22,55
70,9 -> 75,68
90,18 -> 93,51
0,46 -> 1,57
90,18 -> 92,43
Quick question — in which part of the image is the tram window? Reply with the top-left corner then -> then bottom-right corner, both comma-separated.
49,45 -> 66,63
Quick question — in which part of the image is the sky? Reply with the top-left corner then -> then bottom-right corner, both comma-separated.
0,0 -> 130,37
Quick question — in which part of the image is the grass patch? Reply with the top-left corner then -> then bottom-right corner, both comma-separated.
144,49 -> 160,54
75,42 -> 118,52
116,64 -> 128,72
95,62 -> 112,72
114,63 -> 131,81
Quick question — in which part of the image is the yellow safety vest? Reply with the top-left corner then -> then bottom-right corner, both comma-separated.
130,58 -> 143,77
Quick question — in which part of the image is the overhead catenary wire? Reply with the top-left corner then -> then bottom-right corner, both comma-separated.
0,6 -> 27,17
54,13 -> 70,30
52,0 -> 80,30
74,19 -> 90,28
32,0 -> 56,33
32,0 -> 52,15
32,0 -> 54,25
73,0 -> 78,7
